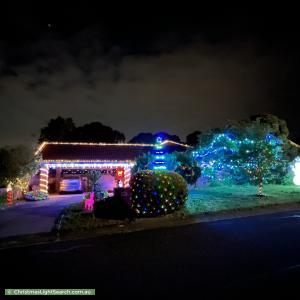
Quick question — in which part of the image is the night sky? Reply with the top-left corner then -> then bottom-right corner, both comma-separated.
0,3 -> 299,146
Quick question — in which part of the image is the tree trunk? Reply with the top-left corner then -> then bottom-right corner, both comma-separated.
258,180 -> 263,196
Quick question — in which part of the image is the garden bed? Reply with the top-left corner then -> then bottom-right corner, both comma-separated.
57,201 -> 126,233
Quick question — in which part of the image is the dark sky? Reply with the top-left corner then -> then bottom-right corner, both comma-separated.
0,3 -> 299,146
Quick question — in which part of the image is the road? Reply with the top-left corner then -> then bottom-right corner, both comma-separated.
2,209 -> 300,297
0,194 -> 82,238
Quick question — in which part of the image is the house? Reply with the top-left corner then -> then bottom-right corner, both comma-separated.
35,140 -> 189,194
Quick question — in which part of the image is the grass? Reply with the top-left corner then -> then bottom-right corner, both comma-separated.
58,184 -> 300,233
186,184 -> 300,214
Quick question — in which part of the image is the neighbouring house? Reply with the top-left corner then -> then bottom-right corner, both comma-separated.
34,140 -> 189,195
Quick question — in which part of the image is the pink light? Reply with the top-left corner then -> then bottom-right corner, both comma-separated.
85,192 -> 95,211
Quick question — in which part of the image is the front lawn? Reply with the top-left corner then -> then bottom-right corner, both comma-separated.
186,184 -> 300,214
58,184 -> 300,234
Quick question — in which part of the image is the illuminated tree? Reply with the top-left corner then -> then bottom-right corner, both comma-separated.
236,123 -> 290,195
194,121 -> 290,195
0,145 -> 41,192
194,132 -> 241,183
174,152 -> 201,186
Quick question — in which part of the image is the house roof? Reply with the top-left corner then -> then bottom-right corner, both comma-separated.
37,141 -> 189,162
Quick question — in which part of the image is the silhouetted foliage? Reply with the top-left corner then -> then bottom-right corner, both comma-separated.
186,130 -> 202,146
94,188 -> 134,220
39,117 -> 125,143
129,132 -> 181,144
39,117 -> 76,142
129,133 -> 154,144
249,114 -> 289,138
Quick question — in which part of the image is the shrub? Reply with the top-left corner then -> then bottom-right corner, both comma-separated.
130,170 -> 188,217
94,195 -> 134,220
25,191 -> 48,201
0,192 -> 7,205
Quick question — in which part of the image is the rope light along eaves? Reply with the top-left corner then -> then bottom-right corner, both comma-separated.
34,140 -> 190,155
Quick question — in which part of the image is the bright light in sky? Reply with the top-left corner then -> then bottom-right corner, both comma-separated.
292,157 -> 300,186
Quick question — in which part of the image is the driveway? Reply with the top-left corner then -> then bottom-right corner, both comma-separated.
0,194 -> 83,238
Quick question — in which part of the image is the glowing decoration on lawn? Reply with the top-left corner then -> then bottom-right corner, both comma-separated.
153,137 -> 167,170
292,157 -> 300,186
84,192 -> 95,211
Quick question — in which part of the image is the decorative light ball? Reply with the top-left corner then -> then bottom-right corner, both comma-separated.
292,159 -> 300,186
130,170 -> 188,217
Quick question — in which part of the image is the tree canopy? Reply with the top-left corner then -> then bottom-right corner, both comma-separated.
129,132 -> 181,144
194,115 -> 295,194
0,145 -> 40,188
186,131 -> 202,146
39,116 -> 125,143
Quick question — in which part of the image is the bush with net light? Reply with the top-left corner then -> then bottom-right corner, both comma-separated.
130,170 -> 188,217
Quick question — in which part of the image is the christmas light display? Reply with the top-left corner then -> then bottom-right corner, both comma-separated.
25,191 -> 48,201
38,162 -> 134,193
292,157 -> 300,186
152,137 -> 167,170
35,140 -> 190,155
130,170 -> 188,217
124,168 -> 131,187
39,167 -> 49,194
193,133 -> 288,191
44,161 -> 135,168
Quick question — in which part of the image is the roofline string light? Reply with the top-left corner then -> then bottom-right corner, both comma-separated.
44,162 -> 135,169
34,140 -> 190,155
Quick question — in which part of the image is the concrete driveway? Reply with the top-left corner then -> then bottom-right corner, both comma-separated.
0,194 -> 83,238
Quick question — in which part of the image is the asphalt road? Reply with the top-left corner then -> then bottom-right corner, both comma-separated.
2,209 -> 300,297
0,194 -> 82,238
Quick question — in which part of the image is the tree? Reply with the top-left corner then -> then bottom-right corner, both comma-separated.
76,122 -> 125,143
249,114 -> 289,139
129,132 -> 181,144
39,116 -> 76,142
174,152 -> 201,186
0,145 -> 40,193
132,152 -> 152,174
39,117 -> 126,143
194,118 -> 291,195
186,131 -> 202,146
129,133 -> 155,144
234,123 -> 289,195
194,132 -> 241,184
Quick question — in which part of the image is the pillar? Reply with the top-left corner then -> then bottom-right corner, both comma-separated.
55,168 -> 62,193
39,166 -> 49,194
124,167 -> 131,187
